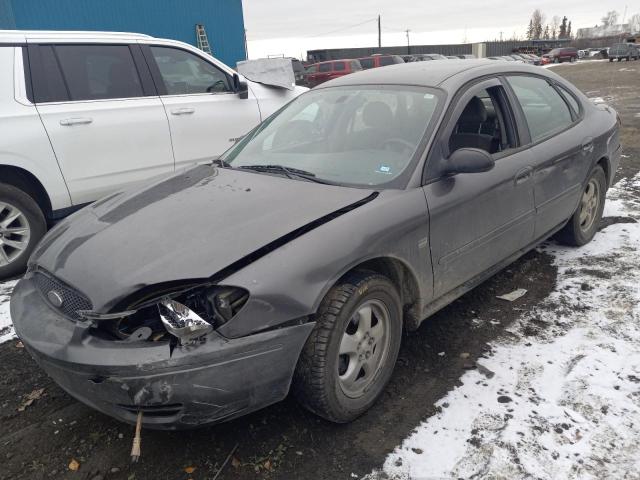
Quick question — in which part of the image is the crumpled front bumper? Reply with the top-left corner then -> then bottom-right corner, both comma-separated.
10,276 -> 314,429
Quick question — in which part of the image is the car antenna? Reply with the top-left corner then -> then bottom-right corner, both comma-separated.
130,411 -> 143,463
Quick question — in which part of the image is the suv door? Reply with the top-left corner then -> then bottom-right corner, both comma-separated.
505,75 -> 589,237
424,79 -> 536,297
28,43 -> 174,205
144,45 -> 261,169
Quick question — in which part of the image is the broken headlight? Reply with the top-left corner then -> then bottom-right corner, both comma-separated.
98,285 -> 249,342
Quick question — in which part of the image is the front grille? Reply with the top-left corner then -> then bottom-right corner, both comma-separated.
32,270 -> 93,321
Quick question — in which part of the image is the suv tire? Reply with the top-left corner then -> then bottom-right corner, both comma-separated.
0,184 -> 46,279
293,271 -> 402,423
556,165 -> 606,247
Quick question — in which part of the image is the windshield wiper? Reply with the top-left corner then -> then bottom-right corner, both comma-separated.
238,165 -> 336,185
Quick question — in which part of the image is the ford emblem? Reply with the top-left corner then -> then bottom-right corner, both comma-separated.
47,290 -> 64,308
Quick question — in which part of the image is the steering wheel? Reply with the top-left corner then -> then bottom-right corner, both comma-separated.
381,137 -> 415,154
206,80 -> 227,93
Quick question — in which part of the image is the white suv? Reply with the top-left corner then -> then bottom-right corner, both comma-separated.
0,30 -> 306,278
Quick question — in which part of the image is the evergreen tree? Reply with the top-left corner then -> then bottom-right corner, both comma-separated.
527,19 -> 534,40
543,25 -> 550,39
567,21 -> 572,38
559,16 -> 568,38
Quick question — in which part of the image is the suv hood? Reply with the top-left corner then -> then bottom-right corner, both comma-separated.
32,165 -> 375,311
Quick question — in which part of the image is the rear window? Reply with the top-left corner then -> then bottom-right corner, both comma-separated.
319,63 -> 332,73
359,58 -> 374,69
333,62 -> 346,71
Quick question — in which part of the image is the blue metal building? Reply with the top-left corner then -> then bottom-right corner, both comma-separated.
0,0 -> 246,66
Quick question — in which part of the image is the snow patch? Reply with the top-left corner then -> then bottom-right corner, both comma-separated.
0,280 -> 17,343
365,174 -> 640,480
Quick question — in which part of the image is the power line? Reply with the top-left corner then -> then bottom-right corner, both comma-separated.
304,17 -> 379,38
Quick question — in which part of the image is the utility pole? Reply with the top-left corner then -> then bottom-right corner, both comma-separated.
405,29 -> 411,54
378,15 -> 382,48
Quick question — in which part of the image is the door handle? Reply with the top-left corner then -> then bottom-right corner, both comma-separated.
171,108 -> 195,115
59,117 -> 93,126
514,167 -> 533,185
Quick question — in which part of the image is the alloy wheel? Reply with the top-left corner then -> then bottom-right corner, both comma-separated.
0,201 -> 31,266
579,179 -> 600,232
338,299 -> 391,398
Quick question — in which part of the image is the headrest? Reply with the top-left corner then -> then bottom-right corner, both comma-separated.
459,96 -> 487,124
362,101 -> 393,129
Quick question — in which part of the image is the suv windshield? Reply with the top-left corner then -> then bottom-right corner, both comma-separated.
223,85 -> 442,187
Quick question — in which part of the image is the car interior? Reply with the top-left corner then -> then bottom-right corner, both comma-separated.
449,87 -> 515,156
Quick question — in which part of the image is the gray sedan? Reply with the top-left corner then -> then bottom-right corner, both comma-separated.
11,60 -> 621,429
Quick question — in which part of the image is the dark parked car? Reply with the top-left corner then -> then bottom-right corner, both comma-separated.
608,43 -> 639,61
542,47 -> 578,64
358,54 -> 405,69
304,59 -> 362,87
12,60 -> 620,429
457,54 -> 476,59
290,58 -> 306,85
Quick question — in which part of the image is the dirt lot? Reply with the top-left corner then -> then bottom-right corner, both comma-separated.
1,60 -> 638,480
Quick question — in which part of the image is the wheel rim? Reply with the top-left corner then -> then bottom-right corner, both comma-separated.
337,299 -> 391,399
0,201 -> 31,266
578,179 -> 600,233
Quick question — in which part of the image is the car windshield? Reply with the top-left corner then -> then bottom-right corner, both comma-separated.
223,85 -> 441,187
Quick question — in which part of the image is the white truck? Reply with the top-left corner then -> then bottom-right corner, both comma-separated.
0,30 -> 306,278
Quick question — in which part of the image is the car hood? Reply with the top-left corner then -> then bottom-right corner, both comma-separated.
32,165 -> 375,312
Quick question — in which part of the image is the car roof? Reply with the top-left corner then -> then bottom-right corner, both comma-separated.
0,29 -> 152,43
316,59 -> 551,90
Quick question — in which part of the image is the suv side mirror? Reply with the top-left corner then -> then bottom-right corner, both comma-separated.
446,148 -> 495,175
233,73 -> 249,99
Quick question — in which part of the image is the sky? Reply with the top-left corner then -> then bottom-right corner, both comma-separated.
242,0 -> 633,59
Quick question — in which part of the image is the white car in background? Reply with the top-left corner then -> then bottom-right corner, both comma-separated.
0,30 -> 306,278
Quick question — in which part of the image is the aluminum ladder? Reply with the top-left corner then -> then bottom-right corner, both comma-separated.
195,24 -> 212,54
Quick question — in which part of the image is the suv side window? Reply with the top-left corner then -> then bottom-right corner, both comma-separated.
318,62 -> 332,73
379,56 -> 395,66
507,75 -> 573,142
54,44 -> 144,101
333,61 -> 345,71
150,46 -> 232,95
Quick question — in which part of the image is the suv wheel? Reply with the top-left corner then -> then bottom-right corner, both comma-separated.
556,165 -> 606,247
0,184 -> 46,279
570,56 -> 576,63
293,271 -> 402,423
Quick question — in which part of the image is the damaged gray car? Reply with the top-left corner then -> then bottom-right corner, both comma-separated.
11,60 -> 620,429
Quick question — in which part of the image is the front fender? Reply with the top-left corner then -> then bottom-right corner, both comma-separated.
217,189 -> 433,338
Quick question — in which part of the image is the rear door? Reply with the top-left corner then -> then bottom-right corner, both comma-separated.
505,75 -> 589,237
424,78 -> 536,297
29,42 -> 174,205
143,44 -> 261,170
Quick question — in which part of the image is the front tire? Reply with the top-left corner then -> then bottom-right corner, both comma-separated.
556,165 -> 606,247
0,184 -> 46,279
293,271 -> 402,423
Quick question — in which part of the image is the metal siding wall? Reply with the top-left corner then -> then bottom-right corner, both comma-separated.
0,0 -> 16,28
5,0 -> 245,66
308,43 -> 472,61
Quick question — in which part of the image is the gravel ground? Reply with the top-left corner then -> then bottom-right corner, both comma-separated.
0,59 -> 638,480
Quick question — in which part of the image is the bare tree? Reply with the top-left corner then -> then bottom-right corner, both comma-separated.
601,10 -> 619,28
551,16 -> 561,39
629,13 -> 640,33
531,9 -> 545,39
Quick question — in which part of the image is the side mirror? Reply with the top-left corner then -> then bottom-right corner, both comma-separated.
445,148 -> 495,175
233,73 -> 249,99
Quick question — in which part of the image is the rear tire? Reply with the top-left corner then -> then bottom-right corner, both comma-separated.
293,271 -> 402,423
556,166 -> 606,247
0,184 -> 46,279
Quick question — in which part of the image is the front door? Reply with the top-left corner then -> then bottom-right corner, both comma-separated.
145,45 -> 261,169
29,43 -> 174,205
424,79 -> 536,297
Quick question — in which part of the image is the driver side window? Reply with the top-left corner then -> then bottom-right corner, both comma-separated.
449,86 -> 516,156
150,46 -> 232,95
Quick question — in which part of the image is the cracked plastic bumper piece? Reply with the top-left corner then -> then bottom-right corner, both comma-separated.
11,277 -> 314,429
